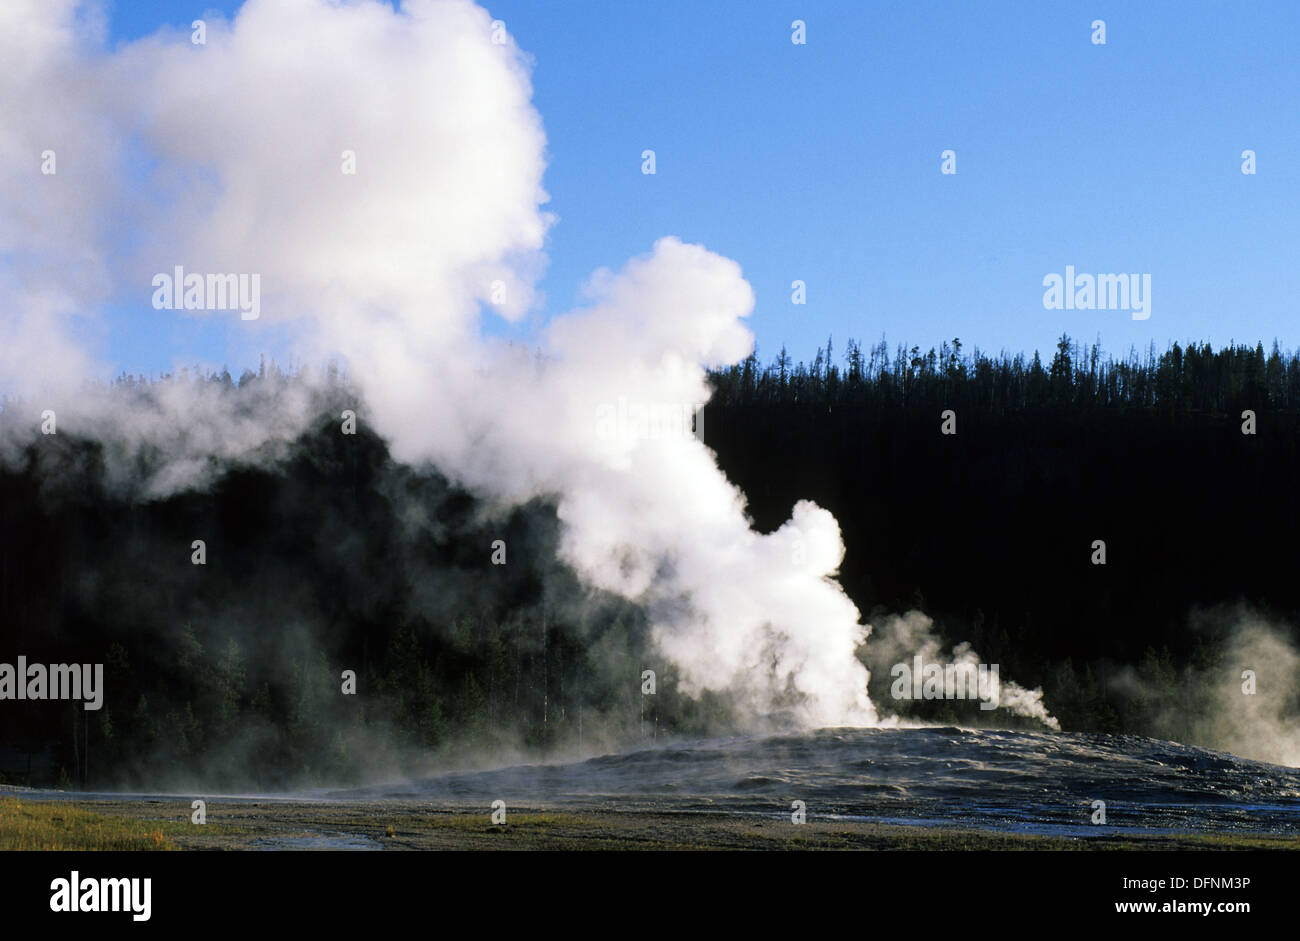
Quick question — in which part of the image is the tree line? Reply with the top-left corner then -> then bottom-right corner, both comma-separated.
705,334 -> 1300,739
3,333 -> 1297,787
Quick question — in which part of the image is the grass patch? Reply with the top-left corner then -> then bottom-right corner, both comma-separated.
0,797 -> 177,851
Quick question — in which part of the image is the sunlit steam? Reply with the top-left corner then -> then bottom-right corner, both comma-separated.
0,0 -> 1064,738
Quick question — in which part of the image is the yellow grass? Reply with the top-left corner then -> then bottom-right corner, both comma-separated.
0,797 -> 177,851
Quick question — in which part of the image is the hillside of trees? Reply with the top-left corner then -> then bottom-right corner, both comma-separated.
706,335 -> 1300,736
1,334 -> 1297,787
0,368 -> 722,790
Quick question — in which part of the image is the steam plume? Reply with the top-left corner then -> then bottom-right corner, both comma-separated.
1,0 -> 883,730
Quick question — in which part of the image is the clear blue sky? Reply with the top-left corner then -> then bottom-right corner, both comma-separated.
104,0 -> 1300,374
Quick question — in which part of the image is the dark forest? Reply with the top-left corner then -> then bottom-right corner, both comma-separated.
2,334 -> 1298,788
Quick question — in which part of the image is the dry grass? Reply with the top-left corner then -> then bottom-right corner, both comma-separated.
0,797 -> 177,851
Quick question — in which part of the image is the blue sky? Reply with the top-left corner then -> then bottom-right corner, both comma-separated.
104,0 -> 1299,373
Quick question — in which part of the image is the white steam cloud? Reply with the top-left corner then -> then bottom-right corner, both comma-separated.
1105,610 -> 1300,767
1198,618 -> 1300,767
0,0 -> 1054,732
864,610 -> 1060,729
